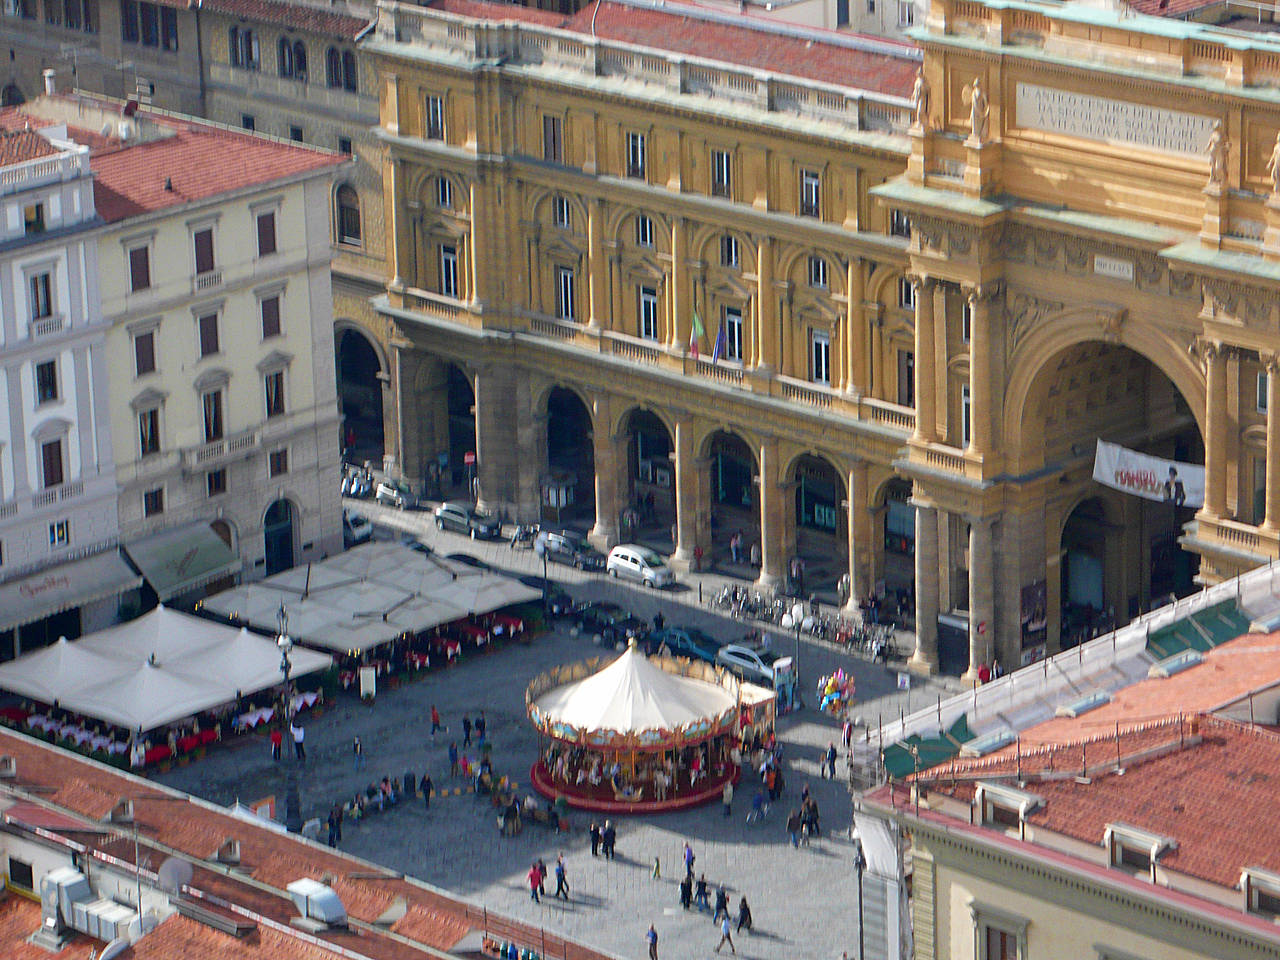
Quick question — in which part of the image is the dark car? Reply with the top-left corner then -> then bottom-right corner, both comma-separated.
575,602 -> 647,644
434,501 -> 501,540
649,626 -> 725,664
518,576 -> 575,617
537,530 -> 605,571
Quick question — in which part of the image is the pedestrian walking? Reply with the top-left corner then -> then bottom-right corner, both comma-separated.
653,611 -> 665,633
842,719 -> 853,752
462,716 -> 472,746
683,841 -> 695,879
694,874 -> 710,911
736,897 -> 753,933
715,915 -> 736,954
602,820 -> 617,859
421,771 -> 433,810
430,705 -> 444,738
476,711 -> 487,743
269,727 -> 282,761
528,863 -> 541,903
786,809 -> 801,847
825,741 -> 838,779
290,721 -> 305,761
747,789 -> 766,824
536,857 -> 548,895
553,854 -> 570,900
353,736 -> 364,772
646,924 -> 659,960
722,781 -> 733,817
713,885 -> 729,922
326,805 -> 342,847
679,875 -> 692,910
449,742 -> 460,777
652,856 -> 661,879
589,821 -> 601,857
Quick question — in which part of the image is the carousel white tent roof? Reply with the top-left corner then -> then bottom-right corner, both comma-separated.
532,645 -> 737,733
0,606 -> 331,732
200,541 -> 540,653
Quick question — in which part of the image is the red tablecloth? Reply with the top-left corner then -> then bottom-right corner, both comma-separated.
177,735 -> 201,754
458,623 -> 489,646
408,652 -> 431,670
0,707 -> 30,723
144,745 -> 172,765
340,670 -> 358,690
429,636 -> 461,658
490,613 -> 524,635
200,728 -> 218,745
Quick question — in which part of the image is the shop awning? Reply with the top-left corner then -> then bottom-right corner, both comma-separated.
124,521 -> 240,601
0,551 -> 142,634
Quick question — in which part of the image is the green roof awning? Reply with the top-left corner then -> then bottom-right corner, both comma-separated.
124,521 -> 240,602
882,714 -> 975,779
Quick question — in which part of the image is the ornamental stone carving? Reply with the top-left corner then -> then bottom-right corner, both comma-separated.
1005,291 -> 1064,355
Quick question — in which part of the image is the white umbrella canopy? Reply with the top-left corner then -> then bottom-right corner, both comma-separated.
0,636 -> 133,704
67,660 -> 237,732
532,646 -> 737,734
76,605 -> 231,663
173,628 -> 331,695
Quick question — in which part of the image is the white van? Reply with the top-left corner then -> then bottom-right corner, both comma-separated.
606,544 -> 673,588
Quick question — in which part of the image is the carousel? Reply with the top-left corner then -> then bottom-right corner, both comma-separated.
526,639 -> 775,812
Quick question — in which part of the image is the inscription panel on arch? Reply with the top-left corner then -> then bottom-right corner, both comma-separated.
1015,82 -> 1216,157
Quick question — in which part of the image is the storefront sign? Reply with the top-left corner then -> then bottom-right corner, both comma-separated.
1092,439 -> 1204,508
1016,83 -> 1216,156
1093,254 -> 1133,282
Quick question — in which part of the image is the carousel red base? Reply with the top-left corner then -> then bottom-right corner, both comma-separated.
529,762 -> 737,814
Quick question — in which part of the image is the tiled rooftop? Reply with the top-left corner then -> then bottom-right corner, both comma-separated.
0,128 -> 58,167
429,0 -> 920,97
201,0 -> 372,40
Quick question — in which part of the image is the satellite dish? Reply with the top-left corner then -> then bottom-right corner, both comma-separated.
156,856 -> 193,893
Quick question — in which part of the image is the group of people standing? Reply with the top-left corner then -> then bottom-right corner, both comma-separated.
669,842 -> 752,956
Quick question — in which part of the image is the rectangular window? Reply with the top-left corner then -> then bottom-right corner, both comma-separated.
264,370 -> 285,418
202,389 -> 223,442
890,208 -> 912,238
436,176 -> 453,209
241,114 -> 255,131
800,169 -> 821,218
7,858 -> 32,892
711,149 -> 732,199
985,928 -> 1019,960
635,215 -> 653,248
962,383 -> 972,447
160,6 -> 177,49
143,487 -> 164,517
721,234 -> 740,269
198,313 -> 219,357
269,447 -> 288,477
808,256 -> 828,289
128,245 -> 150,291
288,125 -> 303,142
439,245 -> 458,298
638,286 -> 659,340
256,211 -> 277,256
207,468 -> 227,497
260,295 -> 281,339
961,299 -> 972,344
867,0 -> 875,12
723,307 -> 743,363
138,408 -> 159,456
1253,456 -> 1267,526
425,94 -> 445,140
1259,372 -> 1269,413
897,350 -> 915,406
898,0 -> 914,25
898,277 -> 915,309
626,131 -> 646,179
48,519 -> 70,548
41,439 -> 64,488
556,266 -> 576,321
121,0 -> 138,41
193,227 -> 215,274
134,330 -> 156,375
811,331 -> 831,385
29,272 -> 53,319
542,114 -> 563,163
23,202 -> 44,235
553,195 -> 571,229
35,360 -> 58,404
337,136 -> 352,155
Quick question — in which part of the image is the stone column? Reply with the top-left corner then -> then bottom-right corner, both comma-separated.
389,159 -> 408,287
587,198 -> 606,329
670,218 -> 691,351
756,437 -> 786,592
966,284 -> 994,457
1204,341 -> 1228,518
671,417 -> 698,567
590,394 -> 621,549
1266,356 -> 1280,532
394,348 -> 425,487
469,180 -> 487,308
909,501 -> 940,673
846,259 -> 866,394
962,518 -> 995,682
756,237 -> 777,371
473,366 -> 518,515
912,276 -> 937,442
842,462 -> 870,615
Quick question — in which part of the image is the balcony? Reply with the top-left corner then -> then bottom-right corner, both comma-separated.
181,428 -> 260,473
192,269 -> 223,294
206,63 -> 377,121
31,480 -> 84,510
0,149 -> 89,198
1191,514 -> 1279,559
31,314 -> 64,339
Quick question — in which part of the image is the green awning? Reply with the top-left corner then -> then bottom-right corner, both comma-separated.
882,714 -> 975,780
123,521 -> 240,601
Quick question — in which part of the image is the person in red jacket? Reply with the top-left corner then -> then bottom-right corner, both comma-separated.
269,726 -> 282,761
528,863 -> 542,903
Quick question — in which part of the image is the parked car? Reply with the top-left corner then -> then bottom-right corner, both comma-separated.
446,552 -> 490,571
538,529 -> 605,570
434,501 -> 501,539
518,576 -> 574,617
374,479 -> 417,510
575,601 -> 647,644
342,510 -> 374,547
717,641 -> 782,687
650,626 -> 724,663
605,544 -> 673,588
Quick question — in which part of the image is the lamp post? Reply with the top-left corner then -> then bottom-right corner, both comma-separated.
852,828 -> 866,960
276,602 -> 293,720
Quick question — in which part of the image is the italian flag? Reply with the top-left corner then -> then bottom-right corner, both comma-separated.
690,309 -> 705,358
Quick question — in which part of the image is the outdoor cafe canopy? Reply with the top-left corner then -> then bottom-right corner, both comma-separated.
200,541 -> 540,655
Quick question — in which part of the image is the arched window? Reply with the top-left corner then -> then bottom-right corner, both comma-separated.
0,84 -> 24,107
325,46 -> 342,89
277,36 -> 293,77
336,185 -> 361,246
342,50 -> 357,92
229,27 -> 258,69
293,40 -> 308,79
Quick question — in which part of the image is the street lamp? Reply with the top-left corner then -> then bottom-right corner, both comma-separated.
779,600 -> 805,674
276,602 -> 293,719
851,827 -> 866,960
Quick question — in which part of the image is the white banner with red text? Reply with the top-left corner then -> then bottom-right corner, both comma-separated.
1091,439 -> 1204,509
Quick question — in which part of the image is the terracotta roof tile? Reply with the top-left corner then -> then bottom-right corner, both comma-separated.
50,777 -> 122,820
0,128 -> 57,166
430,0 -> 919,96
0,896 -> 97,960
200,0 -> 372,40
1127,0 -> 1218,16
125,913 -> 350,960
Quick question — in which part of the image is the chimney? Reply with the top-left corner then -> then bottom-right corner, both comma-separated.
42,69 -> 55,96
215,839 -> 240,865
108,799 -> 134,823
0,755 -> 16,779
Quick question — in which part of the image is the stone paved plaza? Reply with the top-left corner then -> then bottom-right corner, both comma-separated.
157,505 -> 949,959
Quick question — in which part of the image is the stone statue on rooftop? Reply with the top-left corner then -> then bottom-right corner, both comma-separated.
1266,131 -> 1280,199
966,77 -> 989,145
1205,121 -> 1229,188
911,68 -> 930,132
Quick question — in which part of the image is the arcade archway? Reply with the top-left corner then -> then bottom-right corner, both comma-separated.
705,431 -> 758,566
336,327 -> 385,463
263,499 -> 296,576
544,387 -> 595,527
788,453 -> 847,599
622,408 -> 674,546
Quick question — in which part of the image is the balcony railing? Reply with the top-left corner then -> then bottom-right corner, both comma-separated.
182,428 -> 260,472
30,480 -> 83,510
193,269 -> 223,293
31,314 -> 64,338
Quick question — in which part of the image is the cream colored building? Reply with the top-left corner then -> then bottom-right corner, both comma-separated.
14,96 -> 348,579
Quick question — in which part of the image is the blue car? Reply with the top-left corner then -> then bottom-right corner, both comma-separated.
649,626 -> 725,664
